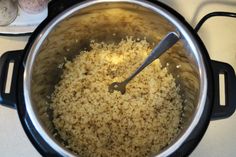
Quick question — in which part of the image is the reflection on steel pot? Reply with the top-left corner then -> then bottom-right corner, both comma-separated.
0,0 -> 236,157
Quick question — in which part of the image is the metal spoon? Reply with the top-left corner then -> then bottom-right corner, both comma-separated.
108,32 -> 180,94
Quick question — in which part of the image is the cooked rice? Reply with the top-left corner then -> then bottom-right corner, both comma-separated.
50,37 -> 183,157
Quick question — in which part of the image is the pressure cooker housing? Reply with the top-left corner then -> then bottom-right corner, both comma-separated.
0,0 -> 235,157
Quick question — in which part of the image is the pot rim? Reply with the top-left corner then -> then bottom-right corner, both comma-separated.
23,0 -> 208,156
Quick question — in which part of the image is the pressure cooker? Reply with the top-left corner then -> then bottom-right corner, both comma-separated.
0,0 -> 236,156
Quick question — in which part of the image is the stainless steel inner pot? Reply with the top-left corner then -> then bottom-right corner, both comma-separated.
23,0 -> 207,156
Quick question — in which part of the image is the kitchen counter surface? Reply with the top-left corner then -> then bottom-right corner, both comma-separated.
0,0 -> 236,156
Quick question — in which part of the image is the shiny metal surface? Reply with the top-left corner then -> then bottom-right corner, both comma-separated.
23,0 -> 207,156
109,32 -> 180,94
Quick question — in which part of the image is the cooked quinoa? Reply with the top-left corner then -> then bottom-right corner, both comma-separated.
50,37 -> 183,157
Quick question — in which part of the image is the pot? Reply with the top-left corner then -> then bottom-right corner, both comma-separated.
0,0 -> 236,156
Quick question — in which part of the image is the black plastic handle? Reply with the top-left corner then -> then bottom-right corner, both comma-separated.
211,60 -> 236,120
0,50 -> 24,109
194,12 -> 236,119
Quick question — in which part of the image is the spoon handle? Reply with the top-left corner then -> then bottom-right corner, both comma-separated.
123,32 -> 180,84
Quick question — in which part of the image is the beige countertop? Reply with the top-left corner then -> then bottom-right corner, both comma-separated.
0,0 -> 236,156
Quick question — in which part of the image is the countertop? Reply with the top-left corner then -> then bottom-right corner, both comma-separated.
0,0 -> 236,157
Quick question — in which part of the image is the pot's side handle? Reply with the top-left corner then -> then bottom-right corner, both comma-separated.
211,61 -> 236,120
0,50 -> 24,109
47,0 -> 79,18
195,12 -> 236,119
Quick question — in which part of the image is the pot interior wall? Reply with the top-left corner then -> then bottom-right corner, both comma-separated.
30,2 -> 200,154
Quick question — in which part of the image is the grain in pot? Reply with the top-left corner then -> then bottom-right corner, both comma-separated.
50,37 -> 183,157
